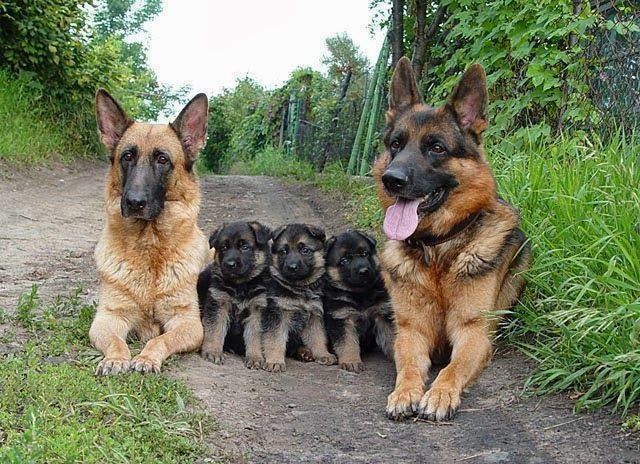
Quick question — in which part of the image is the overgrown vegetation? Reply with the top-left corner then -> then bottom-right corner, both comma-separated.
0,0 -> 185,163
0,287 -> 210,462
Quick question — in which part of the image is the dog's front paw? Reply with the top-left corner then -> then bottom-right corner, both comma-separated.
130,354 -> 161,374
263,361 -> 286,373
201,350 -> 225,365
386,387 -> 423,421
244,356 -> 263,370
340,361 -> 365,373
417,384 -> 461,422
95,357 -> 131,376
296,347 -> 315,362
315,353 -> 337,366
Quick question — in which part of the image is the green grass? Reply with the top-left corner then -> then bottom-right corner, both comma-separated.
0,69 -> 88,164
230,133 -> 640,425
0,286 -> 211,462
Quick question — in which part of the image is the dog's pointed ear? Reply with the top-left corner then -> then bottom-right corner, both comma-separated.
271,225 -> 288,243
95,89 -> 132,154
305,225 -> 326,243
355,230 -> 377,250
208,224 -> 224,249
448,64 -> 488,135
171,93 -> 209,170
389,56 -> 422,112
248,221 -> 271,246
324,236 -> 337,255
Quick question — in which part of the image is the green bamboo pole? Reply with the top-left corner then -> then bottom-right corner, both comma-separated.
359,38 -> 390,176
347,35 -> 388,175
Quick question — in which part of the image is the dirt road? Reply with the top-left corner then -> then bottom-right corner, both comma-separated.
0,163 -> 638,463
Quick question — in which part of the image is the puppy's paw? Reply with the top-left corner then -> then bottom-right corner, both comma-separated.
340,361 -> 365,373
244,356 -> 263,370
263,361 -> 286,373
386,387 -> 422,421
315,353 -> 337,366
296,347 -> 315,362
201,350 -> 225,365
95,357 -> 130,376
417,384 -> 461,422
130,354 -> 161,374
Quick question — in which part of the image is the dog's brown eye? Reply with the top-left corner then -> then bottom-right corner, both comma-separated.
362,250 -> 369,257
157,155 -> 169,165
240,243 -> 251,251
431,143 -> 446,154
390,140 -> 401,151
122,151 -> 133,162
339,257 -> 350,266
300,246 -> 311,255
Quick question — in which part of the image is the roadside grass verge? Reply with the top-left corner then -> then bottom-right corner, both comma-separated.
0,286 -> 211,463
228,133 -> 640,427
0,69 -> 89,164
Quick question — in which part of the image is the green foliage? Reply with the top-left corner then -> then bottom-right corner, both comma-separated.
0,287 -> 209,463
229,147 -> 315,180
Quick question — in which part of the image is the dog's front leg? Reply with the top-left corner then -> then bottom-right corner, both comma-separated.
261,298 -> 289,372
131,309 -> 203,373
201,292 -> 232,364
327,315 -> 363,372
243,307 -> 264,369
301,312 -> 337,366
90,309 -> 134,375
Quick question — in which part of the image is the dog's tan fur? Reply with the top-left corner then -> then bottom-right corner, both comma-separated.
90,91 -> 209,375
374,58 -> 530,421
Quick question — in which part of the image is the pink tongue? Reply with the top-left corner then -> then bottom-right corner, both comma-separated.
383,198 -> 421,241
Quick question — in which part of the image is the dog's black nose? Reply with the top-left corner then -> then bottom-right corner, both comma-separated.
358,267 -> 371,278
125,196 -> 146,211
224,259 -> 237,269
286,263 -> 299,271
382,169 -> 409,192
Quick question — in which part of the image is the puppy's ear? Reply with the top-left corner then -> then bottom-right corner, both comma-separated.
208,224 -> 224,249
325,236 -> 337,255
389,56 -> 422,112
355,230 -> 377,251
248,221 -> 271,246
271,225 -> 288,243
171,93 -> 209,170
448,64 -> 488,135
305,225 -> 326,243
95,89 -> 132,156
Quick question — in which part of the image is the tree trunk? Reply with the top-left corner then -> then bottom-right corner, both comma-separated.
411,2 -> 447,81
391,0 -> 404,67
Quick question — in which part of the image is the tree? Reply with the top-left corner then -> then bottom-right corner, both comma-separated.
391,0 -> 405,66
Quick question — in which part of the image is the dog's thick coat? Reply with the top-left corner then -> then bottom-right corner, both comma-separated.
374,58 -> 531,421
90,90 -> 209,375
324,230 -> 395,373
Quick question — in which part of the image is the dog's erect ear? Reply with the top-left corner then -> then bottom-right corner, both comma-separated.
389,56 -> 422,112
248,221 -> 271,246
271,225 -> 288,243
355,230 -> 377,251
305,225 -> 326,244
324,236 -> 337,255
95,89 -> 132,154
171,93 -> 209,169
208,224 -> 224,249
448,64 -> 488,135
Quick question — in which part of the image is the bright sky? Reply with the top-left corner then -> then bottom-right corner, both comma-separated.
148,0 -> 385,98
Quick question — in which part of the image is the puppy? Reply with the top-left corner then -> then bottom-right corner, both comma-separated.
198,221 -> 271,369
324,230 -> 395,372
261,223 -> 337,372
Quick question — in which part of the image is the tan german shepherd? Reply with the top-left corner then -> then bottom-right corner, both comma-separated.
373,58 -> 531,421
90,90 -> 209,375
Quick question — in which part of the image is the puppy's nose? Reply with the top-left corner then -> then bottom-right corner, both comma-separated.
382,169 -> 409,192
358,267 -> 371,278
224,259 -> 237,269
125,195 -> 146,211
286,262 -> 299,271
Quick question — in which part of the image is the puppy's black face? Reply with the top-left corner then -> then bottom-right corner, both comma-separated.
209,221 -> 270,281
271,224 -> 326,282
325,231 -> 379,290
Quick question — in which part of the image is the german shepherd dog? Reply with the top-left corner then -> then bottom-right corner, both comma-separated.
373,58 -> 530,421
198,221 -> 271,369
90,90 -> 209,375
261,224 -> 337,372
324,230 -> 395,373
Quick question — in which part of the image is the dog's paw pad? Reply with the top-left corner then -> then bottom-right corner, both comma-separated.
386,387 -> 422,421
417,386 -> 461,422
340,361 -> 365,373
263,362 -> 286,373
95,357 -> 131,376
244,357 -> 263,370
130,355 -> 161,374
316,354 -> 337,366
201,351 -> 225,365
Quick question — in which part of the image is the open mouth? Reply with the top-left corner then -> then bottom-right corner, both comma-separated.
382,187 -> 451,241
417,187 -> 449,215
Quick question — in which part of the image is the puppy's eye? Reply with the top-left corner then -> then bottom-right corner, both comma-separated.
279,248 -> 288,256
339,257 -> 350,266
300,246 -> 312,256
431,143 -> 446,154
362,250 -> 369,257
240,243 -> 251,251
220,244 -> 229,251
122,151 -> 134,162
157,154 -> 170,165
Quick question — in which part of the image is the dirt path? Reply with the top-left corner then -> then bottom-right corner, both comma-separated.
0,164 -> 638,463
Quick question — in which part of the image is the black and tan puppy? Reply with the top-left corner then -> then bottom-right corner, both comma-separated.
324,230 -> 395,373
198,221 -> 271,369
261,223 -> 337,372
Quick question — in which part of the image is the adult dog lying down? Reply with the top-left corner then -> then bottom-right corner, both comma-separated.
90,89 -> 209,375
